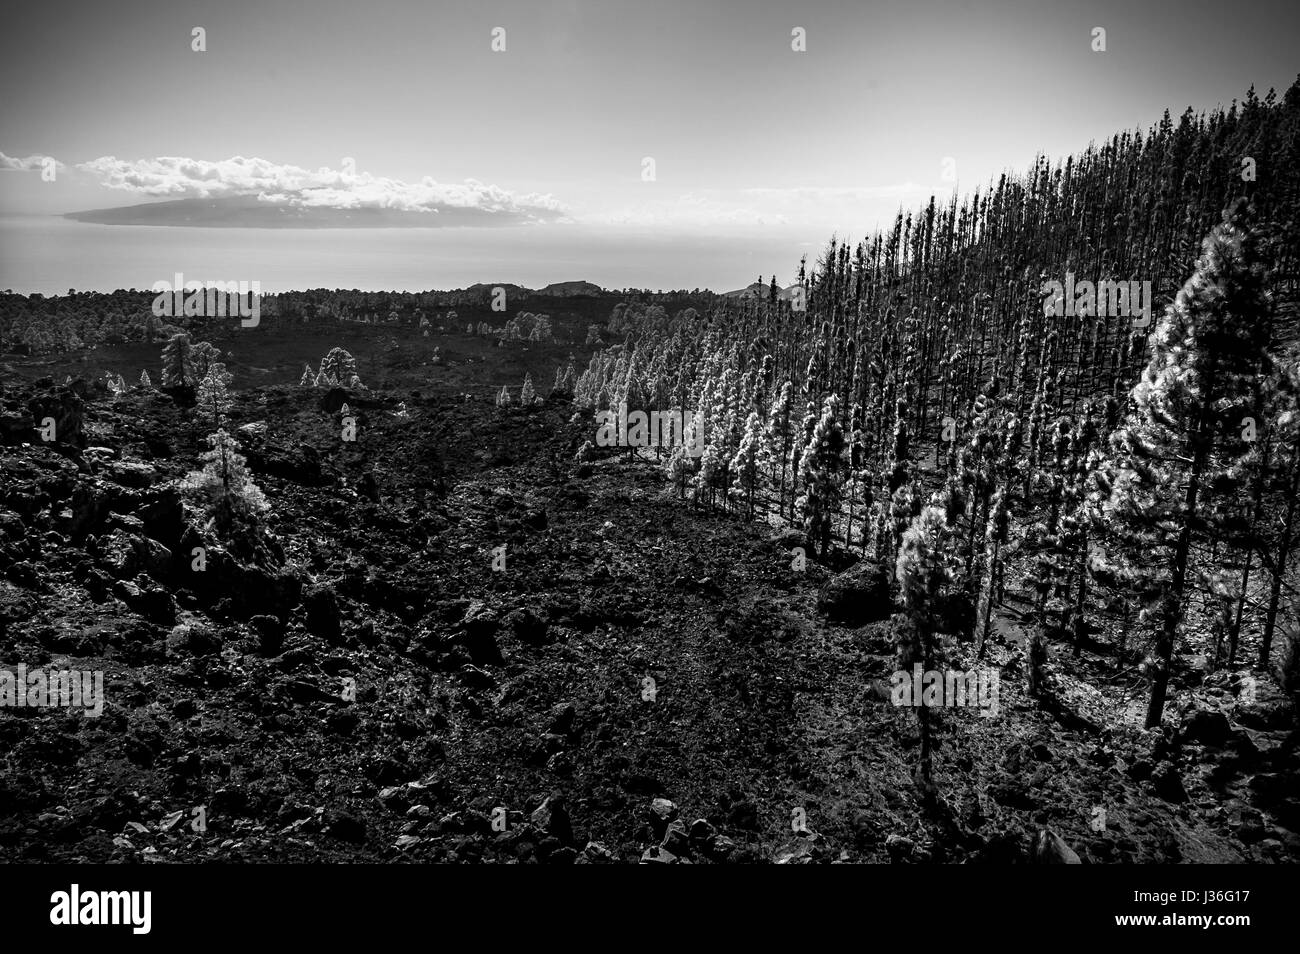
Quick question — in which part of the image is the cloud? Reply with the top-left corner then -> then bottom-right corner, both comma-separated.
72,155 -> 567,220
0,152 -> 65,173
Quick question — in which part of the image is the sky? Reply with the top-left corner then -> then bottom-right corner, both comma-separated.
1,0 -> 1298,287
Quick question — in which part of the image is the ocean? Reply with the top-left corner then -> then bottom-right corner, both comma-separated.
0,215 -> 817,295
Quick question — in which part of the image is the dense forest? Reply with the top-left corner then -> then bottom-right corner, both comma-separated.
569,79 -> 1300,758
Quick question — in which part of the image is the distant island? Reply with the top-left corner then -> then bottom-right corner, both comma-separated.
64,194 -> 559,229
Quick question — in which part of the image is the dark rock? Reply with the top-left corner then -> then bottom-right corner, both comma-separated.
1237,809 -> 1267,843
459,601 -> 504,665
1032,829 -> 1081,863
105,461 -> 157,489
502,607 -> 550,646
968,831 -> 1028,863
640,845 -> 680,864
4,561 -> 43,590
357,472 -> 379,502
209,787 -> 248,816
327,709 -> 359,736
457,665 -> 496,690
83,568 -> 112,602
99,530 -> 144,580
1126,758 -> 1154,782
817,560 -> 893,625
530,795 -> 573,845
547,702 -> 577,736
0,410 -> 36,446
1237,699 -> 1297,732
325,812 -> 367,844
647,798 -> 679,838
166,622 -> 222,657
0,512 -> 27,541
1150,761 -> 1188,802
1180,708 -> 1233,748
1247,773 -> 1298,807
249,615 -> 286,655
885,833 -> 916,862
27,388 -> 85,447
688,818 -> 716,846
303,584 -> 343,643
661,819 -> 690,856
133,489 -> 184,547
577,841 -> 617,864
113,579 -> 177,625
318,387 -> 352,414
988,782 -> 1038,810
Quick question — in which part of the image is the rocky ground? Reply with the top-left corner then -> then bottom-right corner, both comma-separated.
1,327 -> 1298,864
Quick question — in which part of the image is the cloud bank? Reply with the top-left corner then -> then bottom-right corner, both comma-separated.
0,152 -> 65,173
69,155 -> 567,221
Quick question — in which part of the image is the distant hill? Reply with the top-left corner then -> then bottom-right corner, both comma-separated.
461,283 -> 532,298
535,281 -> 604,297
722,282 -> 800,301
458,281 -> 605,298
65,194 -> 546,228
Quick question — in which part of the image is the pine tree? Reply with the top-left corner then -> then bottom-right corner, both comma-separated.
140,369 -> 152,389
319,347 -> 360,388
895,505 -> 957,793
299,363 -> 315,386
1259,358 -> 1300,668
1094,202 -> 1274,728
795,395 -> 846,556
496,385 -> 512,407
520,373 -> 536,406
196,362 -> 234,429
729,410 -> 763,518
181,429 -> 269,531
760,380 -> 796,518
666,411 -> 702,499
788,401 -> 818,520
160,332 -> 197,389
191,341 -> 221,382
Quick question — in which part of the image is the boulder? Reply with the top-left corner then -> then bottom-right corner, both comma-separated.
1179,707 -> 1233,748
1150,761 -> 1188,802
166,622 -> 222,657
303,584 -> 344,643
0,410 -> 35,446
817,560 -> 894,625
113,579 -> 177,625
502,607 -> 550,646
1032,829 -> 1081,864
646,798 -> 679,839
318,387 -> 352,414
27,388 -> 85,447
105,461 -> 157,489
530,795 -> 573,845
133,488 -> 185,548
458,601 -> 504,666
